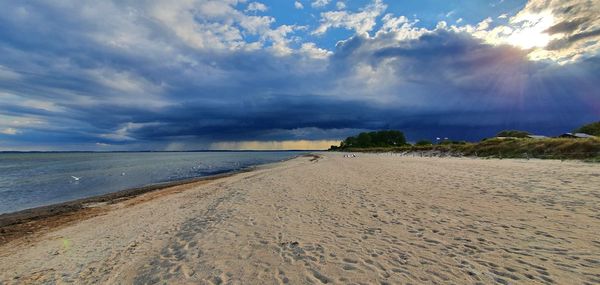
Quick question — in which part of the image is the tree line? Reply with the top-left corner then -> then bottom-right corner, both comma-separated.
329,121 -> 599,150
332,130 -> 407,150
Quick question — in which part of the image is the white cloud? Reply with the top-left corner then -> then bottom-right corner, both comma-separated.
477,17 -> 493,30
311,0 -> 331,8
447,0 -> 600,63
149,1 -> 244,50
313,0 -> 387,36
262,25 -> 303,56
0,128 -> 20,135
299,42 -> 332,59
0,115 -> 44,129
99,122 -> 163,142
89,69 -> 162,95
238,15 -> 276,34
0,91 -> 64,113
336,2 -> 346,10
376,14 -> 428,41
378,14 -> 408,32
147,0 -> 302,55
245,2 -> 268,12
294,1 -> 304,9
22,100 -> 63,112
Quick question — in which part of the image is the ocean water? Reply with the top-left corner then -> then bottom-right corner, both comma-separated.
0,151 -> 305,214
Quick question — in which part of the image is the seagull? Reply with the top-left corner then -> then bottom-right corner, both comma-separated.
71,176 -> 81,181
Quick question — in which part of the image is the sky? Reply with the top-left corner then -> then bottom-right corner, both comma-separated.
0,0 -> 599,151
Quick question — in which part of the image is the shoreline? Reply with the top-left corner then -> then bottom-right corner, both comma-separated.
0,169 -> 244,246
0,154 -> 319,245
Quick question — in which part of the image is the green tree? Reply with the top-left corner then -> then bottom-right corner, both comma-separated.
575,121 -> 600,136
338,130 -> 406,149
496,130 -> 531,138
356,132 -> 373,147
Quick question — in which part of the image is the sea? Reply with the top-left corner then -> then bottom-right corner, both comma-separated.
0,151 -> 306,214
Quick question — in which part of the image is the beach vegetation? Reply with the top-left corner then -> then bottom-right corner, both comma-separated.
496,130 -> 531,138
438,140 -> 467,145
340,130 -> 406,148
415,140 -> 433,146
575,121 -> 600,136
333,136 -> 600,161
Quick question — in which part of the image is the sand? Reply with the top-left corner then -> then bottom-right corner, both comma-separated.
1,153 -> 600,284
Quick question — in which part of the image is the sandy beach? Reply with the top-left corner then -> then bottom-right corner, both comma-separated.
1,153 -> 599,284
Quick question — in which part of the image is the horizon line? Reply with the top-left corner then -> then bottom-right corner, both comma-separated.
0,149 -> 327,153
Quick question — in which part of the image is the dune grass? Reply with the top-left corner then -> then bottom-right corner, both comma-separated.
339,137 -> 600,161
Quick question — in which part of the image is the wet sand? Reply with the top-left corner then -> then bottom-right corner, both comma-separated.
0,171 -> 248,246
1,153 -> 599,284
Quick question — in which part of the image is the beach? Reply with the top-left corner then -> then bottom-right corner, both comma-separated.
1,153 -> 599,284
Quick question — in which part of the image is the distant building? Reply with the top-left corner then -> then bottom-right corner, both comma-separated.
558,133 -> 596,138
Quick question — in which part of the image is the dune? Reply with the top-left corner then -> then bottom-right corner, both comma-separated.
1,153 -> 600,284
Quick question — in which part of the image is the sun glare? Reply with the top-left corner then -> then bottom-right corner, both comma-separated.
506,11 -> 554,50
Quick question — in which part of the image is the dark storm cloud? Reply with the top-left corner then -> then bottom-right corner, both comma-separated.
0,1 -> 599,150
545,18 -> 589,35
546,29 -> 600,50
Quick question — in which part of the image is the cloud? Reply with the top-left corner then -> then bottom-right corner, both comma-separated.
375,14 -> 428,42
99,122 -> 162,142
0,0 -> 598,150
0,66 -> 22,80
336,2 -> 346,10
450,0 -> 600,63
300,42 -> 332,58
245,2 -> 268,12
1,128 -> 20,135
294,1 -> 304,9
516,0 -> 600,61
311,0 -> 331,8
313,0 -> 387,35
545,17 -> 588,35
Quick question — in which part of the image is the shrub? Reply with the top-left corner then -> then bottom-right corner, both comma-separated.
496,130 -> 531,138
439,140 -> 467,145
415,140 -> 433,146
575,121 -> 600,136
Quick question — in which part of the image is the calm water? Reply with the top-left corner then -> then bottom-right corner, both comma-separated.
0,151 -> 304,214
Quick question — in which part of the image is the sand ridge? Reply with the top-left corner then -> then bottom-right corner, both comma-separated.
1,154 -> 600,284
